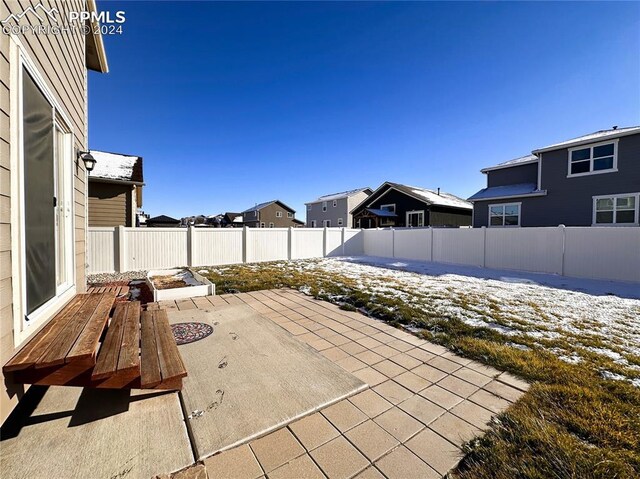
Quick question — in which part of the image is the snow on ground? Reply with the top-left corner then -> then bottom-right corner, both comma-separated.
282,256 -> 640,384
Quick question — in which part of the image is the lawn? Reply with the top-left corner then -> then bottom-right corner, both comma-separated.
198,256 -> 640,478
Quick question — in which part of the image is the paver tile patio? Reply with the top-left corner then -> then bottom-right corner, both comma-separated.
268,454 -> 326,479
352,366 -> 388,386
310,436 -> 369,479
374,406 -> 423,442
203,444 -> 263,479
321,399 -> 368,432
374,446 -> 439,479
419,384 -> 465,410
398,394 -> 446,425
289,412 -> 340,451
394,370 -> 431,393
345,419 -> 400,461
429,412 -> 483,447
348,389 -> 393,418
405,428 -> 463,475
249,428 -> 305,473
372,380 -> 414,404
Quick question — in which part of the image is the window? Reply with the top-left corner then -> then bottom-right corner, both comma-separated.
323,220 -> 331,227
287,212 -> 293,218
269,222 -> 275,228
380,204 -> 396,213
568,141 -> 617,177
337,218 -> 343,226
406,210 -> 424,227
489,203 -> 521,227
322,201 -> 327,212
311,220 -> 317,227
276,211 -> 282,218
593,193 -> 639,225
260,222 -> 265,228
333,200 -> 337,207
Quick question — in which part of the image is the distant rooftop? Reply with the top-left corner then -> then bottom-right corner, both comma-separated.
242,200 -> 295,214
480,154 -> 538,173
307,187 -> 372,204
89,150 -> 143,183
384,182 -> 473,210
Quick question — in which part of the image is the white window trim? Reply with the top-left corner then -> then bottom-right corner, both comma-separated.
332,200 -> 337,207
310,220 -> 317,228
10,35 -> 77,345
260,222 -> 265,228
567,139 -> 618,178
287,212 -> 293,218
269,222 -> 275,228
592,192 -> 640,226
405,210 -> 425,227
322,201 -> 327,212
380,203 -> 396,213
323,220 -> 331,227
337,218 -> 343,226
488,202 -> 521,228
276,211 -> 282,218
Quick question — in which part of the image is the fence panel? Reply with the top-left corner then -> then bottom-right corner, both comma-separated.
564,227 -> 640,282
326,229 -> 344,256
343,229 -> 364,256
87,227 -> 116,273
393,228 -> 431,261
485,227 -> 564,274
432,228 -> 484,267
292,229 -> 325,259
192,228 -> 244,266
246,228 -> 289,263
125,228 -> 188,270
363,229 -> 393,257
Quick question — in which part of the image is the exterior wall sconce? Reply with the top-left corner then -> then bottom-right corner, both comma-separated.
77,150 -> 97,173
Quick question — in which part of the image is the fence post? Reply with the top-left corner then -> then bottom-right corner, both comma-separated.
323,227 -> 329,257
288,227 -> 293,260
559,224 -> 566,276
482,226 -> 487,268
429,227 -> 434,262
341,227 -> 346,256
242,226 -> 248,263
391,228 -> 395,258
116,225 -> 126,273
187,226 -> 194,267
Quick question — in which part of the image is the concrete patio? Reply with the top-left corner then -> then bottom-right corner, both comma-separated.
1,290 -> 528,479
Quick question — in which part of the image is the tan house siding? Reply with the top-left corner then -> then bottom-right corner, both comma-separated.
245,202 -> 298,227
88,182 -> 133,227
0,0 -> 90,423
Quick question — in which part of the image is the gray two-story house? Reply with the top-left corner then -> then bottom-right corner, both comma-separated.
306,188 -> 373,228
469,127 -> 640,227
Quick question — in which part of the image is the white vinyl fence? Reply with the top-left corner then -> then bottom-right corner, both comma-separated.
87,226 -> 359,274
88,226 -> 640,283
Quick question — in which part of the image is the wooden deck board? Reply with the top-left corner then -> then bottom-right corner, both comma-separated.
92,302 -> 128,380
68,292 -> 116,362
117,302 -> 141,373
3,295 -> 87,372
140,310 -> 162,388
153,310 -> 187,381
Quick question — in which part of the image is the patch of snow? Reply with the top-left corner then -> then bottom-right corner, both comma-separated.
90,150 -> 140,182
409,188 -> 473,210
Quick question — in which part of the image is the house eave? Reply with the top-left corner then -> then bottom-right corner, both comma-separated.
480,158 -> 539,173
85,0 -> 109,73
532,130 -> 640,154
468,190 -> 548,203
88,177 -> 144,187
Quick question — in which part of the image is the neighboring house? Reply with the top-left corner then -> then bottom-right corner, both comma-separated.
468,126 -> 640,227
222,212 -> 244,227
351,182 -> 473,228
306,188 -> 373,228
241,200 -> 300,228
0,0 -> 108,423
88,150 -> 144,227
146,215 -> 182,227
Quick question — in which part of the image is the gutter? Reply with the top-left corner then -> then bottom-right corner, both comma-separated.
88,177 -> 145,187
532,129 -> 640,154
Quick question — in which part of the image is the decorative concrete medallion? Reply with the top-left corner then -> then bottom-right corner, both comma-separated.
171,322 -> 214,345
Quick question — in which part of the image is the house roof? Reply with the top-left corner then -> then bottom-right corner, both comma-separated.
147,215 -> 180,224
89,150 -> 144,184
532,126 -> 640,154
242,200 -> 295,214
467,183 -> 547,202
480,154 -> 538,173
380,182 -> 473,210
306,187 -> 373,204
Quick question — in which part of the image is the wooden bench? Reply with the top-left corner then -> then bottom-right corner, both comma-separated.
3,293 -> 186,390
87,285 -> 130,297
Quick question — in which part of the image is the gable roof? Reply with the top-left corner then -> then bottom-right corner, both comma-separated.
306,187 -> 373,204
89,150 -> 144,184
480,154 -> 538,173
147,215 -> 180,224
242,200 -> 295,214
467,183 -> 546,202
532,126 -> 640,154
354,182 -> 472,212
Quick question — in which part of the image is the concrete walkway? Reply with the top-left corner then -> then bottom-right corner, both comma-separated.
154,290 -> 528,479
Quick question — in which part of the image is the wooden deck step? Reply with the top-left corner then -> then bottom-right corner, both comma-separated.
92,302 -> 141,388
141,310 -> 187,390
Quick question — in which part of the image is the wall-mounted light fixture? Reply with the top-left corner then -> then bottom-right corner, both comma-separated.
77,150 -> 97,173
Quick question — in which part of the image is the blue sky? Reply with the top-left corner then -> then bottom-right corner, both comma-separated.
89,1 -> 640,220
